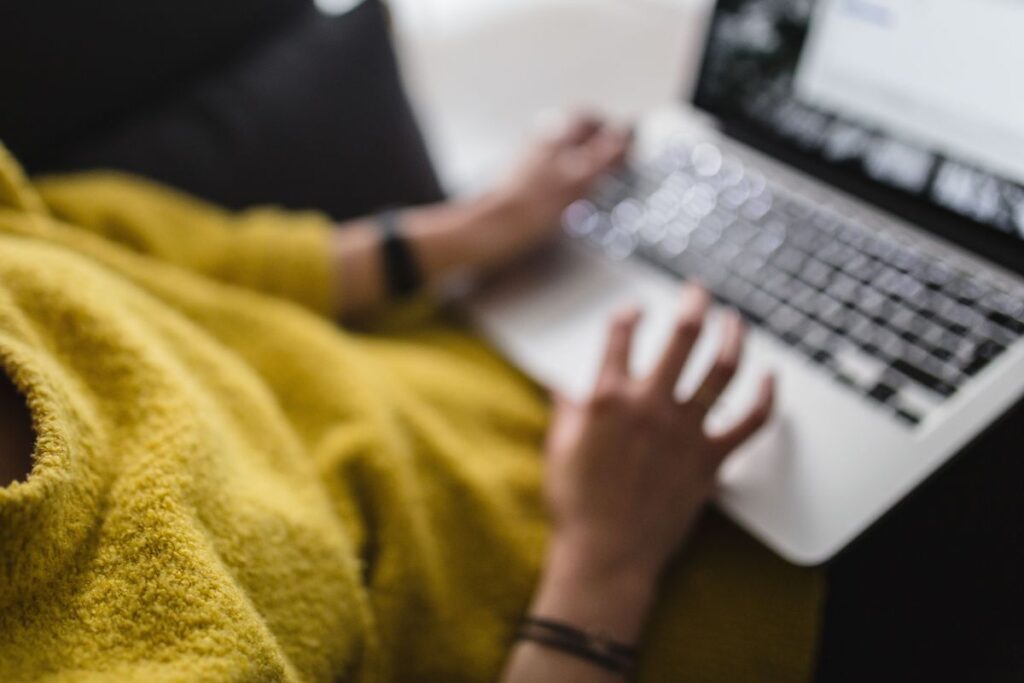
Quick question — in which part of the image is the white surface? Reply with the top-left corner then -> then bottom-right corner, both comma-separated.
388,0 -> 709,192
796,0 -> 1024,185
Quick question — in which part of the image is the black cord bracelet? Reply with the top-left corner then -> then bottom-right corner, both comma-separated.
375,209 -> 423,299
517,616 -> 638,676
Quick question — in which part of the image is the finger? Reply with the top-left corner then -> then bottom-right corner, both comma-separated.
647,284 -> 710,397
565,126 -> 632,187
543,390 -> 582,455
596,307 -> 642,392
589,131 -> 631,181
550,112 -> 604,148
708,374 -> 776,462
590,126 -> 632,164
686,310 -> 745,416
551,389 -> 574,413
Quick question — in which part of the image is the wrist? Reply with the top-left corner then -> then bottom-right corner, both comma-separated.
455,190 -> 531,272
548,531 -> 665,590
400,194 -> 506,282
532,539 -> 659,645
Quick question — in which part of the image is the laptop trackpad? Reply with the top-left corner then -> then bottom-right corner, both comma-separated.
466,242 -> 768,418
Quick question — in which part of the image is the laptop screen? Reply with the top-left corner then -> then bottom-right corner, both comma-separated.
692,0 -> 1024,274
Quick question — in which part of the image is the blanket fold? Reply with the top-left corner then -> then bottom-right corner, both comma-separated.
0,143 -> 823,682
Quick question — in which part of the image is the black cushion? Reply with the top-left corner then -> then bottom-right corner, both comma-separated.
3,0 -> 445,220
0,0 -> 308,165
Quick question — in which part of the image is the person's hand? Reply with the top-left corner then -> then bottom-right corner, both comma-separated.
542,284 -> 775,590
469,114 -> 631,271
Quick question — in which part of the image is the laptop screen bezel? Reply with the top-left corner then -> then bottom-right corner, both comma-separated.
689,0 -> 1024,278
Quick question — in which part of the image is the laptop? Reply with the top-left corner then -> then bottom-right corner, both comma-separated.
467,0 -> 1024,565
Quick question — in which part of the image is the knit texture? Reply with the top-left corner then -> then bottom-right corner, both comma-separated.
0,143 -> 823,682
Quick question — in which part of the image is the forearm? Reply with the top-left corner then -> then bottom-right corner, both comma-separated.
329,192 -> 523,316
328,116 -> 630,318
500,542 -> 657,683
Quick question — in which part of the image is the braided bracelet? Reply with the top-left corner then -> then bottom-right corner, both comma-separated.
517,616 -> 639,676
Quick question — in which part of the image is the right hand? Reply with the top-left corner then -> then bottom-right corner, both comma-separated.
542,283 -> 775,588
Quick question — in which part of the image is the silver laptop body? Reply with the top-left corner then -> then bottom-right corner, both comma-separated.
468,0 -> 1024,565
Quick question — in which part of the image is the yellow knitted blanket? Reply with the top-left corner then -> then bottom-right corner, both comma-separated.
0,143 -> 822,682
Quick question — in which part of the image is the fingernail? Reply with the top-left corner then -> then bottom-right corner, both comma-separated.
683,281 -> 706,303
619,303 -> 642,319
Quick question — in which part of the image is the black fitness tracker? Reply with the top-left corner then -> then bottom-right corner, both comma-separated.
375,209 -> 423,299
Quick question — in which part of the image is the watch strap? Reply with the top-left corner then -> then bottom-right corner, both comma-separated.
375,209 -> 423,298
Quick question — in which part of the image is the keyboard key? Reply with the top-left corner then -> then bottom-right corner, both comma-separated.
738,289 -> 780,324
800,259 -> 833,289
921,262 -> 955,289
937,300 -> 984,335
762,271 -> 800,301
748,228 -> 786,256
741,194 -> 774,221
975,320 -> 1017,347
787,222 -> 827,252
802,321 -> 837,352
867,382 -> 898,404
811,211 -> 841,235
768,305 -> 808,341
819,241 -> 858,269
789,287 -> 820,318
890,355 -> 957,396
718,275 -> 756,307
847,313 -> 880,350
888,306 -> 917,332
841,253 -> 882,283
862,235 -> 897,261
722,219 -> 760,247
982,290 -> 1024,318
888,245 -> 924,273
777,195 -> 814,222
772,246 -> 806,275
872,327 -> 907,360
961,338 -> 1005,376
710,240 -> 742,265
894,408 -> 922,426
946,277 -> 989,305
985,309 -> 1024,335
826,273 -> 861,305
690,224 -> 722,252
834,346 -> 886,389
696,263 -> 732,293
730,252 -> 767,280
895,382 -> 944,418
818,296 -> 851,331
873,267 -> 904,298
892,273 -> 924,301
920,324 -> 961,360
859,289 -> 895,322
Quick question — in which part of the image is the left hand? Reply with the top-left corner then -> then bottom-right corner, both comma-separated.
472,114 -> 631,270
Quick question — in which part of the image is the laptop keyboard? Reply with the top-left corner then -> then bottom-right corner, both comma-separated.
563,141 -> 1024,427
